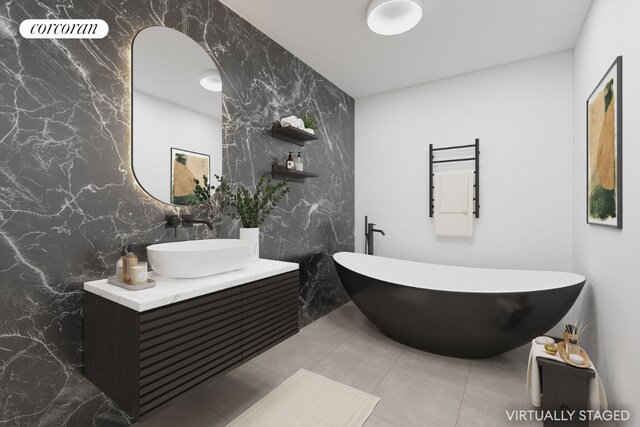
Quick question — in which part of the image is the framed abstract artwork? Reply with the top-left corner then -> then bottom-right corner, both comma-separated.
586,56 -> 622,228
170,148 -> 210,206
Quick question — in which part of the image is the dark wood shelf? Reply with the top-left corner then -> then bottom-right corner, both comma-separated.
272,163 -> 319,181
271,122 -> 318,146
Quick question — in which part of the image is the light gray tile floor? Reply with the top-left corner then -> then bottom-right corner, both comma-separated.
136,302 -> 540,427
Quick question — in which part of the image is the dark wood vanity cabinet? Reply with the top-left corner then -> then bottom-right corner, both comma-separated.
84,270 -> 299,420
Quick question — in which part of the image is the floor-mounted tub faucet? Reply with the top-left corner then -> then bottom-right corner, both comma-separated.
364,216 -> 385,255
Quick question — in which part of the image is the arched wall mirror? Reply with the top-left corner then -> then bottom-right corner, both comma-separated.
132,26 -> 222,206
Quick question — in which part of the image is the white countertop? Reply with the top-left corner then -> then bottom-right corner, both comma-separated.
84,259 -> 299,312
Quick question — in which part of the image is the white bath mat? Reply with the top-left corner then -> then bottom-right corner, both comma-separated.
227,369 -> 380,427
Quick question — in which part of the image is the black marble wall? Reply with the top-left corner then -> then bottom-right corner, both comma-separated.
0,1 -> 354,424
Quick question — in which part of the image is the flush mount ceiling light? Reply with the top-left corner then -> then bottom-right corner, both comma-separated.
199,69 -> 222,92
367,0 -> 423,36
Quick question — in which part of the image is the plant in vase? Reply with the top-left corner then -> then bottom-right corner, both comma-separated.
211,174 -> 290,261
301,114 -> 318,135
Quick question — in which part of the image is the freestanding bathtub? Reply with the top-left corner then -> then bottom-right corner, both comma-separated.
333,252 -> 585,358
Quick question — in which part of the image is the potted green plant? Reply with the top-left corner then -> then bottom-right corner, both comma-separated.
209,174 -> 290,261
302,114 -> 318,135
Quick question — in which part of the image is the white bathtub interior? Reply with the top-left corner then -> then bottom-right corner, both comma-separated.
333,252 -> 585,293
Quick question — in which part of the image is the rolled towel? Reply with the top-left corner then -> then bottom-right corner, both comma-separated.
280,116 -> 299,128
295,118 -> 305,129
304,128 -> 315,135
535,336 -> 554,345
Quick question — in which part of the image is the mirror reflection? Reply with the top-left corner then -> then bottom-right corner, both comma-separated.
132,26 -> 222,206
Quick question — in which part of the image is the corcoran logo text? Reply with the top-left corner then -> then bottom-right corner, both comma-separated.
19,19 -> 109,39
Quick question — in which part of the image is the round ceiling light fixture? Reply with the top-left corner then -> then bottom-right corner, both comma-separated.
367,0 -> 423,36
199,69 -> 222,92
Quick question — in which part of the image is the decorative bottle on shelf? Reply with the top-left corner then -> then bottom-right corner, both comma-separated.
294,152 -> 303,171
286,152 -> 295,170
116,246 -> 126,281
123,245 -> 138,284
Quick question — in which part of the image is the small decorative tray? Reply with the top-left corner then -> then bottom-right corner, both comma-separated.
557,342 -> 592,369
107,276 -> 156,291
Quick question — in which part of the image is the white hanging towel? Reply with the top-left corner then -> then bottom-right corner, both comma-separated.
433,171 -> 474,237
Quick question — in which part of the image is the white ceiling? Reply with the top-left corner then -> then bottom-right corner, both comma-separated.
221,0 -> 592,98
132,26 -> 222,120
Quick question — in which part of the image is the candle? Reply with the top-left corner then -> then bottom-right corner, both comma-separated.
131,262 -> 148,285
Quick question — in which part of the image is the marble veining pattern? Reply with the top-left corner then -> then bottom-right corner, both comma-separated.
0,0 -> 354,424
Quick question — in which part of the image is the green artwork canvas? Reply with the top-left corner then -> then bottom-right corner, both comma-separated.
587,57 -> 622,229
170,148 -> 210,206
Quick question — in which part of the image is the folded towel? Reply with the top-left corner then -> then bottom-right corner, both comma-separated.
433,171 -> 474,237
280,116 -> 299,128
526,339 -> 607,410
439,171 -> 469,214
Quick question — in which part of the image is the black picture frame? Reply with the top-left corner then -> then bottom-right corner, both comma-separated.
586,56 -> 622,229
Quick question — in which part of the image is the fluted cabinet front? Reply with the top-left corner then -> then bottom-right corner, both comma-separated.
84,271 -> 299,420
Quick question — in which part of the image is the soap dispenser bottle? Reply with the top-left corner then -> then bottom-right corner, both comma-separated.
116,246 -> 126,280
123,245 -> 138,284
286,152 -> 295,170
294,152 -> 303,171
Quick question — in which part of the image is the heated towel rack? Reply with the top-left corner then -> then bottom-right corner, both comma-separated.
429,138 -> 480,218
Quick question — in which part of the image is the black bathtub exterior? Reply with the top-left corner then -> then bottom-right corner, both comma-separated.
334,258 -> 584,359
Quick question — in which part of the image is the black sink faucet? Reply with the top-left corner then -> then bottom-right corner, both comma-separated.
181,215 -> 214,230
165,214 -> 214,237
364,216 -> 385,255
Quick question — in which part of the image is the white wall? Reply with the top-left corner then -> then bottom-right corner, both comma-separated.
572,0 -> 640,416
132,90 -> 222,203
355,51 -> 574,271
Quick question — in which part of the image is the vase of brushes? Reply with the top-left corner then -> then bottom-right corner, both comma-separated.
564,321 -> 587,355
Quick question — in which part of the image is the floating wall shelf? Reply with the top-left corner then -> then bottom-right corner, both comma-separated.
271,122 -> 318,146
271,163 -> 319,182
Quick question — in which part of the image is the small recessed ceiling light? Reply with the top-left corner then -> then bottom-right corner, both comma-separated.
367,0 -> 423,36
199,69 -> 222,92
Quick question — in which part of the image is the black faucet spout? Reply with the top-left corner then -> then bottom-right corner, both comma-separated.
182,215 -> 214,230
188,219 -> 214,230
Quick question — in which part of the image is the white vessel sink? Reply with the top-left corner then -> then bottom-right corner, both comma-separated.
147,239 -> 256,279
